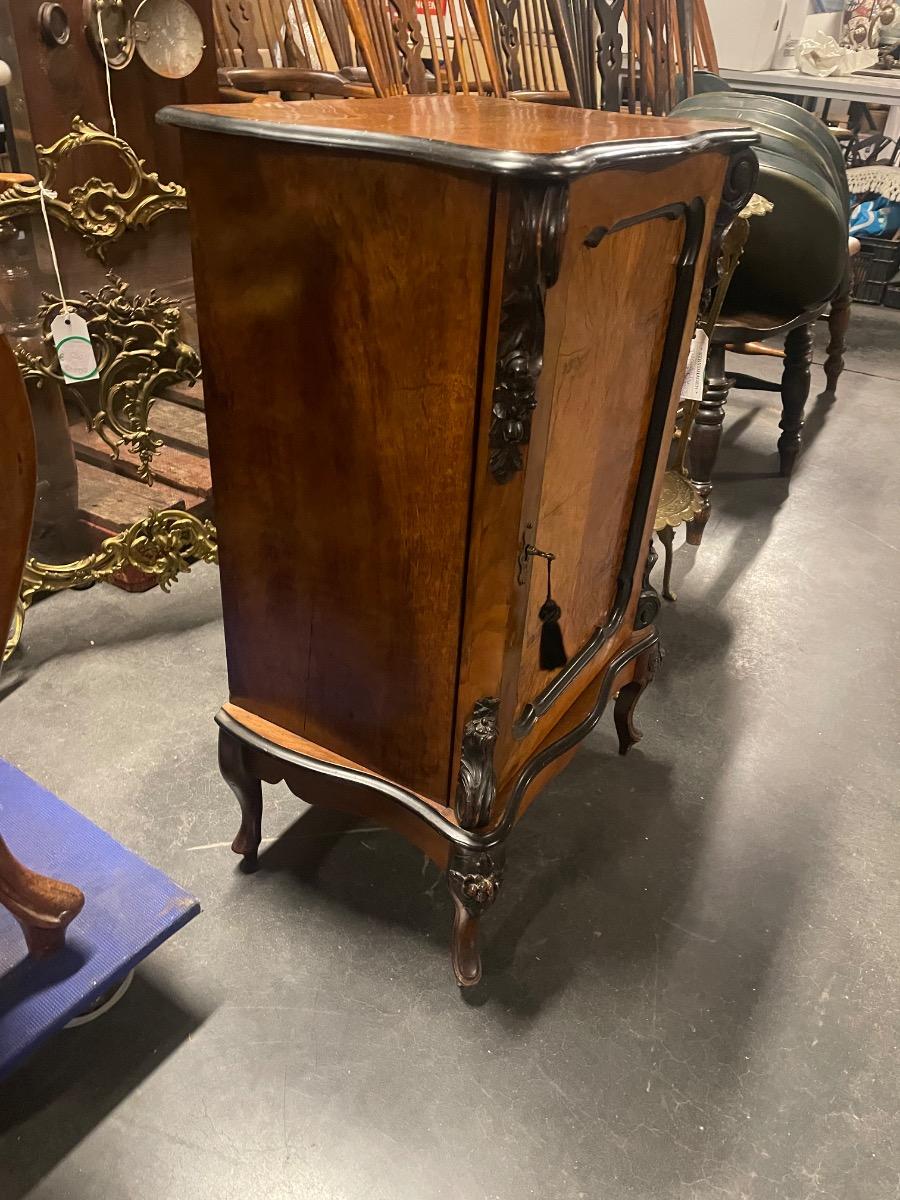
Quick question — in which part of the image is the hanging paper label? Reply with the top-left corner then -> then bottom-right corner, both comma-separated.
50,312 -> 99,384
680,330 -> 709,402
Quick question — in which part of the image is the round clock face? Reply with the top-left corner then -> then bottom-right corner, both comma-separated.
134,0 -> 205,78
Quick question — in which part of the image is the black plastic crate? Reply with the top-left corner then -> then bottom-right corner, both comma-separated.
851,236 -> 900,305
885,284 -> 900,310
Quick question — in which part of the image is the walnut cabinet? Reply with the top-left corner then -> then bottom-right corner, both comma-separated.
161,96 -> 757,985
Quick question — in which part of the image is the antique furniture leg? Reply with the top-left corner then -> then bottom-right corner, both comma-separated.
823,281 -> 851,399
658,525 -> 676,601
778,322 -> 814,478
686,340 -> 730,545
614,641 -> 660,757
447,846 -> 505,988
0,833 -> 85,957
219,725 -> 263,864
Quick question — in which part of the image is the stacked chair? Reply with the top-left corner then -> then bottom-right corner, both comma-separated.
671,87 -> 853,542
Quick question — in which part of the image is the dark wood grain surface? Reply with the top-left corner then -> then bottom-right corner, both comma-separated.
183,132 -> 494,801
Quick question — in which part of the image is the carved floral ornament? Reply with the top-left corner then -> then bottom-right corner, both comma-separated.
455,696 -> 501,829
448,850 -> 504,915
489,182 -> 569,484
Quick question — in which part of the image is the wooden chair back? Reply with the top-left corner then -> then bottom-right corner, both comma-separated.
214,0 -> 352,73
546,0 -> 716,114
692,0 -> 718,74
343,0 -> 505,97
215,0 -> 717,109
489,0 -> 572,99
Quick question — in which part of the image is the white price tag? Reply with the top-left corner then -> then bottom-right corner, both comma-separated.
680,329 -> 709,403
50,312 -> 99,384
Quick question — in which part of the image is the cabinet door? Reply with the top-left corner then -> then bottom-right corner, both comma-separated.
498,158 -> 720,777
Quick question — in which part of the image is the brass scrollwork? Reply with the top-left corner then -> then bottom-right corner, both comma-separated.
0,115 -> 186,260
0,117 -> 213,661
16,275 -> 201,485
4,510 -> 218,661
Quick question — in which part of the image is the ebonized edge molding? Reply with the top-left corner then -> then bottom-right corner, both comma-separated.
215,630 -> 658,855
157,105 -> 759,180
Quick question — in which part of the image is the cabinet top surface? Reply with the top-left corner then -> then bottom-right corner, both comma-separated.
158,95 -> 757,179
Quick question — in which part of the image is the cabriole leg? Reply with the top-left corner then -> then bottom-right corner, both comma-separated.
779,322 -> 814,478
447,847 -> 505,988
614,642 -> 660,756
686,342 -> 730,546
219,726 -> 263,865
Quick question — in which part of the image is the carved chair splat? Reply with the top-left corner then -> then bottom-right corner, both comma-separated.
344,0 -> 505,97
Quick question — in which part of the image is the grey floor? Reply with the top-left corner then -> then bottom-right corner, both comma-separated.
0,306 -> 898,1200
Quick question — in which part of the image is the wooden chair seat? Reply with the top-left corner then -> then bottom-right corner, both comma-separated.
215,0 -> 367,100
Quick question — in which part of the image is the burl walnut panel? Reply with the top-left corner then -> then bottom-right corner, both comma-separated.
184,133 -> 493,799
501,155 -> 726,777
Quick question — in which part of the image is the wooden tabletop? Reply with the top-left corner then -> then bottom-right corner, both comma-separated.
158,95 -> 757,179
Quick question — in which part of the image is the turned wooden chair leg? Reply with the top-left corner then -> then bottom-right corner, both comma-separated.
219,726 -> 263,865
823,281 -> 851,399
0,833 -> 85,958
686,341 -> 730,546
447,848 -> 504,988
614,642 -> 660,756
658,525 -> 676,601
779,322 -> 814,478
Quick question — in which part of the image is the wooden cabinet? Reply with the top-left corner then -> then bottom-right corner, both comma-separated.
162,95 -> 757,985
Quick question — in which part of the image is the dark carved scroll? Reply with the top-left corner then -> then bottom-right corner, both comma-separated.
489,181 -> 569,484
455,697 -> 501,829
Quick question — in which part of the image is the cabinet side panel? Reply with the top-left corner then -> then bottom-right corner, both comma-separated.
183,133 -> 492,801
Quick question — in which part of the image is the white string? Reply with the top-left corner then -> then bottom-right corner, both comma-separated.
96,4 -> 119,140
38,183 -> 69,314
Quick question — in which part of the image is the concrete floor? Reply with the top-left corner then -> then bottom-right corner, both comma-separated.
0,305 -> 898,1200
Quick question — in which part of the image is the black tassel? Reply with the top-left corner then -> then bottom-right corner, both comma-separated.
537,552 -> 567,670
